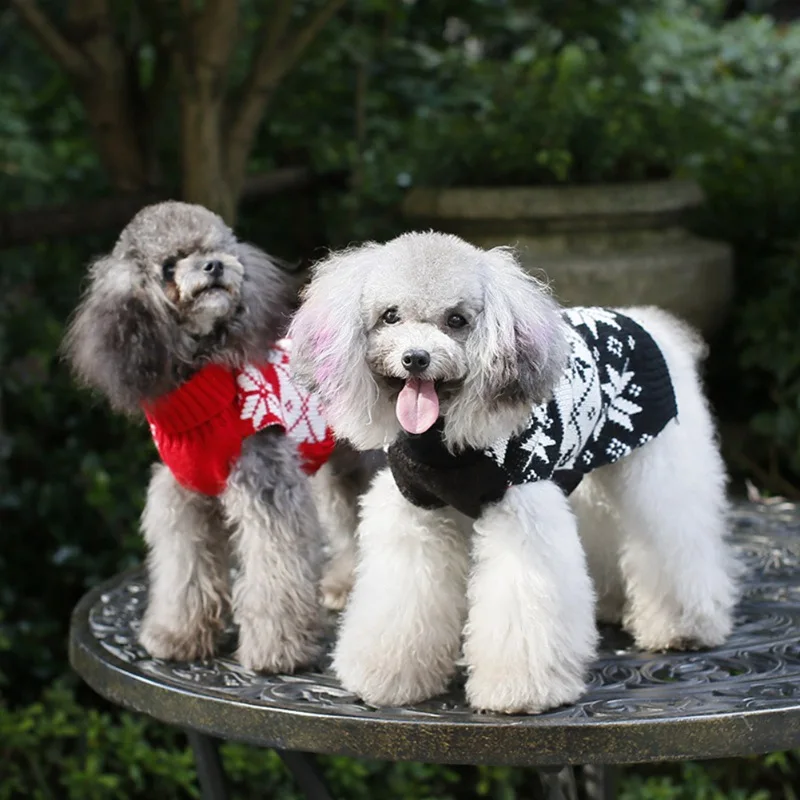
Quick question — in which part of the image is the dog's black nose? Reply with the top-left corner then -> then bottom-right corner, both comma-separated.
204,260 -> 224,279
402,349 -> 431,374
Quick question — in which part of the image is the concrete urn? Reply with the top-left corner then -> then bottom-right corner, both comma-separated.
402,180 -> 733,335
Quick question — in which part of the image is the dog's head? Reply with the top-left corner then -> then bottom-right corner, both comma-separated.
289,231 -> 568,450
63,201 -> 289,412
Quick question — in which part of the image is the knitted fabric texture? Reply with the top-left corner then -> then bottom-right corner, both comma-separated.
388,307 -> 678,519
143,340 -> 335,496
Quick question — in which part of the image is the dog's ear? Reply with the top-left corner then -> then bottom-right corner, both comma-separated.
288,244 -> 383,448
62,254 -> 174,413
234,241 -> 294,352
468,247 -> 568,407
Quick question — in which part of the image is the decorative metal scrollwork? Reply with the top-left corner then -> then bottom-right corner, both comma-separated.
87,501 -> 800,722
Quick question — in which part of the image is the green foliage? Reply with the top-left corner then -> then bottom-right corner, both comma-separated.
0,237 -> 153,699
395,1 -> 800,192
727,242 -> 800,488
2,0 -> 800,797
639,9 -> 800,491
2,678 -> 797,799
402,32 -> 677,186
0,682 -> 198,800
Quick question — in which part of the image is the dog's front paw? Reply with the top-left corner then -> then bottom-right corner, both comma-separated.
465,664 -> 586,715
319,563 -> 353,612
320,578 -> 351,612
333,634 -> 453,707
319,542 -> 356,611
236,617 -> 321,674
139,618 -> 219,662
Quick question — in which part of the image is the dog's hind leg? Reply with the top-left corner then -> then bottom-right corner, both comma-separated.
570,476 -> 626,624
223,428 -> 323,673
139,463 -> 230,661
591,308 -> 739,652
592,416 -> 738,652
464,481 -> 598,714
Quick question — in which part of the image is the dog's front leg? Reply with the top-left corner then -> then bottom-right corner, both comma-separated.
333,468 -> 470,706
140,464 -> 229,661
463,481 -> 598,714
223,429 -> 323,673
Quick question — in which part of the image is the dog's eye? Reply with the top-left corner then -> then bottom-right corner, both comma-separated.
381,307 -> 400,325
162,257 -> 177,282
446,313 -> 468,329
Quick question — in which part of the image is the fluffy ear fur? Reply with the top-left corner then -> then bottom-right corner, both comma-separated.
62,254 -> 174,414
288,245 -> 389,450
233,242 -> 293,359
446,247 -> 569,448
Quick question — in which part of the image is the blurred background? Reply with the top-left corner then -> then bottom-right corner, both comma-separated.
2,0 -> 799,796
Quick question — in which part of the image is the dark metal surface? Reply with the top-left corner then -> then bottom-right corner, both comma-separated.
70,501 -> 800,766
186,731 -> 229,800
277,750 -> 336,800
539,767 -> 578,800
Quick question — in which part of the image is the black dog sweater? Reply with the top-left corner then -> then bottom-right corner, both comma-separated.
387,307 -> 678,519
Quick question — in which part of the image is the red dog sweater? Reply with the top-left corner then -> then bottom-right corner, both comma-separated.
142,340 -> 335,495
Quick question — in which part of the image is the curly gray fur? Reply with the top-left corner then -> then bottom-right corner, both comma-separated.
63,201 -> 291,413
62,201 -> 368,672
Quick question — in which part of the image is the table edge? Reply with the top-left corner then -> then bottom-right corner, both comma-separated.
69,570 -> 800,767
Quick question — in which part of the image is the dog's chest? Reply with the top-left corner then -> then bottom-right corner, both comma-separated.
386,422 -> 509,519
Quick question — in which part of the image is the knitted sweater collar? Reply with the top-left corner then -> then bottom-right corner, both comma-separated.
142,363 -> 237,435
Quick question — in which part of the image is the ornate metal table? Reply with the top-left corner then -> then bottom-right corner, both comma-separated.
69,501 -> 800,800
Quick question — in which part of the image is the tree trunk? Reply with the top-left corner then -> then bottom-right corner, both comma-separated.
77,80 -> 149,192
66,0 -> 149,191
180,88 -> 236,223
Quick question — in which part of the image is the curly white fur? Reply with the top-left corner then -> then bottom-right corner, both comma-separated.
290,231 -> 739,714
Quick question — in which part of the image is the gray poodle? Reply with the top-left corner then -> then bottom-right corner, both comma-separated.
63,201 -> 369,672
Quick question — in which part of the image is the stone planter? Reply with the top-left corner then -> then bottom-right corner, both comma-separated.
402,180 -> 733,335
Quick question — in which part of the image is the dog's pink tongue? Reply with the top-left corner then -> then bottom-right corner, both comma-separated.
396,379 -> 439,434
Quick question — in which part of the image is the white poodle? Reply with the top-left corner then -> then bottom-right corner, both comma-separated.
288,231 -> 739,714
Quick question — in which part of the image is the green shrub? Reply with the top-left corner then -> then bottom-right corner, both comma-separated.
2,679 -> 797,800
400,32 -> 680,187
2,1 -> 800,797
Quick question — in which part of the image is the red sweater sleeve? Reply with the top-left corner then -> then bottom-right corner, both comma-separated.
143,365 -> 243,495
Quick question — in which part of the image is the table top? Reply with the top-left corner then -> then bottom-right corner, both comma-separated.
70,501 -> 800,767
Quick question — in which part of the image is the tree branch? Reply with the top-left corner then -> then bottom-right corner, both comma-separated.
191,0 -> 239,84
225,0 -> 348,194
0,167 -> 349,249
263,0 -> 296,56
10,0 -> 91,79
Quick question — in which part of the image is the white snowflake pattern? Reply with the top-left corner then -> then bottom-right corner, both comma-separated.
273,362 -> 328,443
237,366 -> 282,430
606,336 -> 623,357
605,438 -> 631,460
488,436 -> 510,467
599,363 -> 643,432
564,307 -> 621,339
518,405 -> 557,473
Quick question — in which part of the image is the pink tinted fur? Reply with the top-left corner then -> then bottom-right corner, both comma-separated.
516,321 -> 545,360
309,326 -> 344,390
